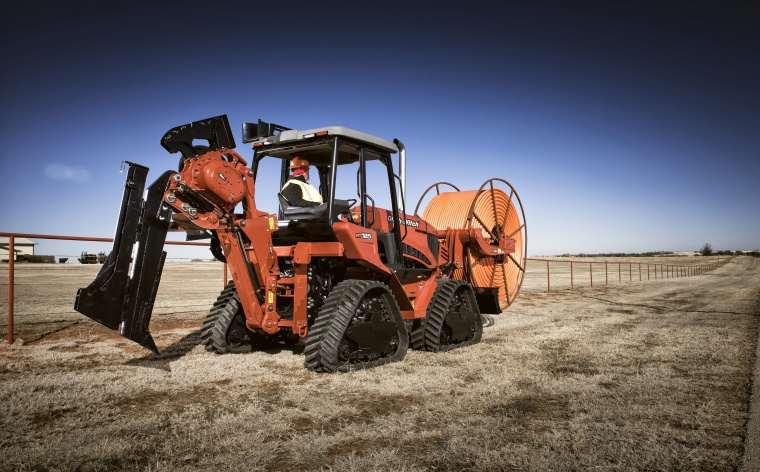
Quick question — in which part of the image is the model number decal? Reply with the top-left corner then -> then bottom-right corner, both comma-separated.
355,232 -> 373,240
387,215 -> 420,228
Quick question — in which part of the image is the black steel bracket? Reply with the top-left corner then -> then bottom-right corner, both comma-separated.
241,119 -> 291,143
161,115 -> 236,158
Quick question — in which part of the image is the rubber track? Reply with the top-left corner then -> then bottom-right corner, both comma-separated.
303,280 -> 408,373
410,279 -> 450,350
200,281 -> 251,353
409,311 -> 427,350
418,279 -> 483,352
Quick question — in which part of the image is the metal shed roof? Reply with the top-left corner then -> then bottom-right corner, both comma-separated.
0,237 -> 37,246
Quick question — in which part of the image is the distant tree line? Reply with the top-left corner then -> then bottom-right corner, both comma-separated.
557,247 -> 759,258
705,250 -> 758,256
560,251 -> 679,258
699,243 -> 759,257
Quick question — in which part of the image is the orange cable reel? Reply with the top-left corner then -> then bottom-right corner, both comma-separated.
419,178 -> 527,310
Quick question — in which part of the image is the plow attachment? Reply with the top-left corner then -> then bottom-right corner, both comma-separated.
74,162 -> 173,352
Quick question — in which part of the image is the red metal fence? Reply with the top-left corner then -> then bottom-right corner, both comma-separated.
1,231 -> 732,344
525,257 -> 731,293
1,232 -> 215,344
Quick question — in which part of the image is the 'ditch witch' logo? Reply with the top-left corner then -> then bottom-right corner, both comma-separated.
387,215 -> 420,228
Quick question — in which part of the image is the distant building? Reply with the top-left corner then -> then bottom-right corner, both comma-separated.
0,237 -> 38,261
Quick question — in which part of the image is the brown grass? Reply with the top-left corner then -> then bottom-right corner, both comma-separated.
0,257 -> 758,471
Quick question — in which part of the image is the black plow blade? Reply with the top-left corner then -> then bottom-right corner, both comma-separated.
74,162 -> 173,352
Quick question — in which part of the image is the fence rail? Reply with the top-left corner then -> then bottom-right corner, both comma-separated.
525,257 -> 731,293
1,232 -> 215,345
2,231 -> 733,345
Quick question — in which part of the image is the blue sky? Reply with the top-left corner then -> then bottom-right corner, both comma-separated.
2,0 -> 758,259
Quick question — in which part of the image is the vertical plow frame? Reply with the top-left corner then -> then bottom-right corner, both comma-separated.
74,162 -> 173,352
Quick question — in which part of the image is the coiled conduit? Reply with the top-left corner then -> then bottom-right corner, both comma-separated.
418,179 -> 527,310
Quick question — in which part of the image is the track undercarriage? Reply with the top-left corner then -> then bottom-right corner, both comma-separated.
411,279 -> 483,352
200,274 -> 485,372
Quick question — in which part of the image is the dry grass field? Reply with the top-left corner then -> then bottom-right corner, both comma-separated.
1,256 -> 758,471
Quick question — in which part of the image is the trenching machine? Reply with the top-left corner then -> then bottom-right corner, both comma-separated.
75,115 -> 527,372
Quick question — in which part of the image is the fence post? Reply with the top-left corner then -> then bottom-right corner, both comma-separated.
570,261 -> 573,290
589,262 -> 593,287
547,260 -> 551,292
639,263 -> 642,281
605,261 -> 608,286
7,235 -> 14,344
619,262 -> 621,283
629,263 -> 632,282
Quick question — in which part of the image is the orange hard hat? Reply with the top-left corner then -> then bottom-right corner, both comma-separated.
289,157 -> 310,168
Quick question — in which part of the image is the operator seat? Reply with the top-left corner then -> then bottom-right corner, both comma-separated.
278,193 -> 328,220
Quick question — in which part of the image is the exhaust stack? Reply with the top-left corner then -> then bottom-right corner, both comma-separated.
393,138 -> 406,213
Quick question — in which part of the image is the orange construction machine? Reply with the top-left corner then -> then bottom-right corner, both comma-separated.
75,115 -> 527,372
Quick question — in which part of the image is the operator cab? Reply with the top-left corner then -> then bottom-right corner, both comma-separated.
245,121 -> 407,264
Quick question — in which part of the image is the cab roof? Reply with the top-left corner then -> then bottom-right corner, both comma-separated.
254,126 -> 398,167
264,126 -> 397,153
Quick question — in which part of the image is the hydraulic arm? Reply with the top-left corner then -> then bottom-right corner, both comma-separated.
75,117 -> 279,351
